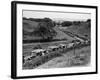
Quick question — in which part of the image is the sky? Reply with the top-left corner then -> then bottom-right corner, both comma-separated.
23,10 -> 91,21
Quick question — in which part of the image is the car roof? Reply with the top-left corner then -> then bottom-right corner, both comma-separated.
59,44 -> 66,46
32,49 -> 45,53
24,55 -> 31,59
48,46 -> 58,49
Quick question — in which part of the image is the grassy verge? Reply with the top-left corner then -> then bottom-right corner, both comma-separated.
36,46 -> 91,69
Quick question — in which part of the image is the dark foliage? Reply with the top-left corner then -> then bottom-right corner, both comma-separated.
73,21 -> 81,25
61,21 -> 72,27
87,19 -> 91,28
33,21 -> 57,41
87,19 -> 91,22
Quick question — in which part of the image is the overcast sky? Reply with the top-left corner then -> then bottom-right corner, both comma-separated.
23,10 -> 91,21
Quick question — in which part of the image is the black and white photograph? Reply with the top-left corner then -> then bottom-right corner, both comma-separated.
23,10 -> 91,69
11,1 -> 97,79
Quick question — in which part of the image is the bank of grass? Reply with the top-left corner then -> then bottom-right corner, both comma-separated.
36,46 -> 90,69
66,46 -> 91,67
23,45 -> 90,69
60,22 -> 91,40
23,51 -> 62,69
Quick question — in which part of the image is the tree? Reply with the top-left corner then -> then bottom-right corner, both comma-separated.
33,22 -> 57,41
61,21 -> 72,27
43,18 -> 52,22
73,21 -> 81,25
43,18 -> 55,28
87,19 -> 91,28
87,19 -> 91,22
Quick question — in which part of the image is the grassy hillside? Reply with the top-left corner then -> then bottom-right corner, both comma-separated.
61,22 -> 91,39
23,19 -> 43,40
23,19 -> 75,41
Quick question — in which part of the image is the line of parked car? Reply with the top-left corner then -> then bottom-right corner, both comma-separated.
23,39 -> 90,63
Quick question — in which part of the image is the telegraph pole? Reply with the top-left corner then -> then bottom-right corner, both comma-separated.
73,40 -> 76,55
